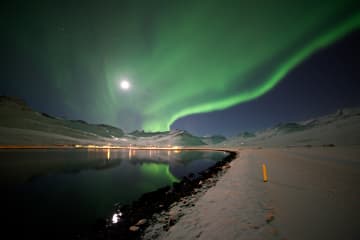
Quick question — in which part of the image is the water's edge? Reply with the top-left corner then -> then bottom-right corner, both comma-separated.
79,150 -> 237,240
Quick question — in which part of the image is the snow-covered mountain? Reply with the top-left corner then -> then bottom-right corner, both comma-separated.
0,96 -> 212,146
0,96 -> 126,145
200,135 -> 227,145
221,108 -> 360,147
1,96 -> 359,147
125,130 -> 207,146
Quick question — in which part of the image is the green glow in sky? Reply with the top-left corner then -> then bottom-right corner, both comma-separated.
10,0 -> 360,131
166,12 -> 360,130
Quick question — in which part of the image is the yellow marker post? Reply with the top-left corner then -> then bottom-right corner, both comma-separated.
262,164 -> 268,182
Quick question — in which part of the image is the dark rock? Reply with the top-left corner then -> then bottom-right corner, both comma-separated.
266,213 -> 275,223
135,219 -> 147,226
322,144 -> 336,147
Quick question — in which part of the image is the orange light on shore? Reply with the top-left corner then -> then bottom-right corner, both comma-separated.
172,146 -> 182,153
107,149 -> 111,160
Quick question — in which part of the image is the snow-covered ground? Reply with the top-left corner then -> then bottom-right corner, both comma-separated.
143,146 -> 360,240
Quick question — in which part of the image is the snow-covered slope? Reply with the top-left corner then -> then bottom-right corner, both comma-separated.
1,96 -> 359,147
0,96 -> 126,145
221,108 -> 360,147
0,96 -> 208,146
126,130 -> 207,146
200,135 -> 227,145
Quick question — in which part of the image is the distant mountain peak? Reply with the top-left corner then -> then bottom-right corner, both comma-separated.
224,107 -> 360,147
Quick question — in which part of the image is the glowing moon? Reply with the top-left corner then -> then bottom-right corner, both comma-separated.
120,80 -> 130,90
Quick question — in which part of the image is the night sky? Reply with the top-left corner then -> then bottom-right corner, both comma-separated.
2,0 -> 360,135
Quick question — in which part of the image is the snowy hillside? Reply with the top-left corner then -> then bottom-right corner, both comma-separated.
0,96 -> 128,145
0,96 -> 212,146
126,130 -> 207,146
1,96 -> 359,147
221,108 -> 360,147
200,135 -> 227,145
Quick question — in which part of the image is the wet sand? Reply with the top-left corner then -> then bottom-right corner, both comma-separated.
143,146 -> 360,240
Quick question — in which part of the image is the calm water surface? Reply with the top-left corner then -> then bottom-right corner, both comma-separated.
0,149 -> 227,238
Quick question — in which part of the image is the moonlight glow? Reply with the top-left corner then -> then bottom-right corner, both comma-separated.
120,80 -> 130,90
8,0 -> 360,132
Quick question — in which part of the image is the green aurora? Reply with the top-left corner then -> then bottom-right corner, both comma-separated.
140,162 -> 179,184
7,0 -> 360,131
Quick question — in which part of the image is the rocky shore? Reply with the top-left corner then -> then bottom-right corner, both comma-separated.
80,151 -> 237,240
141,158 -> 233,240
143,146 -> 360,240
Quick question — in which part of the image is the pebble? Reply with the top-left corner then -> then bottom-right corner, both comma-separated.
266,213 -> 275,223
221,164 -> 231,170
129,226 -> 140,232
169,215 -> 177,226
135,219 -> 147,226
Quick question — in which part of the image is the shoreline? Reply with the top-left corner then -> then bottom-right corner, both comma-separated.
79,149 -> 238,240
3,145 -> 359,239
143,146 -> 360,240
0,145 -> 238,239
0,144 -> 238,152
141,150 -> 240,240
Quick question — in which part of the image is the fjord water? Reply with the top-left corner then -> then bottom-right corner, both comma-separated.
0,149 -> 227,237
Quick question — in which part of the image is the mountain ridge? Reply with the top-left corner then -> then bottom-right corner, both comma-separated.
1,96 -> 359,147
0,96 -> 220,146
222,107 -> 360,147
